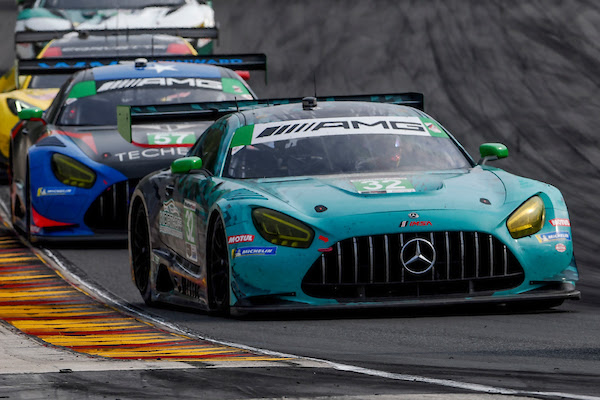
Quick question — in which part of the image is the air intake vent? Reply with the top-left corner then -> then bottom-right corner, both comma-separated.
302,231 -> 524,300
84,179 -> 139,232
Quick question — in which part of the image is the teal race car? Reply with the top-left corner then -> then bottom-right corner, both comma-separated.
123,94 -> 580,315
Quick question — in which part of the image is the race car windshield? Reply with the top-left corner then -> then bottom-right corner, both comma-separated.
57,88 -> 242,126
41,0 -> 185,9
225,134 -> 472,179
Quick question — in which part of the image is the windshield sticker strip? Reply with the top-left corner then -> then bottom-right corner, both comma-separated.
96,78 -> 223,93
248,117 -> 432,145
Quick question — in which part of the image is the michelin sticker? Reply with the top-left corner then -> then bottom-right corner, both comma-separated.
37,187 -> 75,196
536,232 -> 571,243
234,247 -> 277,257
159,199 -> 183,239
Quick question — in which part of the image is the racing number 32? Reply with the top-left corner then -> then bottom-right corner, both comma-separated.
351,178 -> 416,193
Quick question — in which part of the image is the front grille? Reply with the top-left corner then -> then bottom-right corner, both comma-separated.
84,179 -> 139,232
302,231 -> 524,300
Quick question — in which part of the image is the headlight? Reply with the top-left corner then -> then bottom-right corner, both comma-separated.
51,153 -> 96,189
252,208 -> 314,248
506,196 -> 545,239
7,98 -> 36,116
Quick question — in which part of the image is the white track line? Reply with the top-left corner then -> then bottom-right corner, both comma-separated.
33,247 -> 600,400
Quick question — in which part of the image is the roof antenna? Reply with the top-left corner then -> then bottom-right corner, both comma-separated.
313,72 -> 318,98
235,96 -> 239,112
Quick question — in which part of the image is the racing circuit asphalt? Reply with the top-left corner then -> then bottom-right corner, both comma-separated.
1,1 -> 600,399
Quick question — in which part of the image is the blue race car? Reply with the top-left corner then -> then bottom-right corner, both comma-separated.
123,95 -> 580,315
10,54 -> 266,241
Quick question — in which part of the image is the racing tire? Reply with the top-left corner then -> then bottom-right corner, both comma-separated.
207,216 -> 230,316
130,201 -> 155,305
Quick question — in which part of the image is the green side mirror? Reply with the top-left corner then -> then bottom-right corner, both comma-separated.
18,107 -> 44,120
478,143 -> 508,165
171,156 -> 203,174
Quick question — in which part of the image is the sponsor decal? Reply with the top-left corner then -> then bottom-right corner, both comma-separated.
233,246 -> 277,257
425,123 -> 441,133
555,243 -> 567,253
230,117 -> 437,148
37,187 -> 75,196
114,147 -> 188,162
549,218 -> 571,227
97,77 -> 222,93
184,200 -> 197,211
352,178 -> 415,193
185,242 -> 198,262
228,234 -> 255,244
400,220 -> 432,228
159,199 -> 183,239
536,232 -> 571,243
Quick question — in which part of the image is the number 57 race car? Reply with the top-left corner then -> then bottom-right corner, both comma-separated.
124,94 -> 580,316
10,54 -> 265,241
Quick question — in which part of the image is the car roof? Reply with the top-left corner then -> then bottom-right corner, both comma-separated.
237,101 -> 424,126
76,61 -> 239,82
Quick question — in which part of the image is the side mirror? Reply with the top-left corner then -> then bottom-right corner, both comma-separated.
478,143 -> 508,165
18,107 -> 44,121
171,156 -> 203,174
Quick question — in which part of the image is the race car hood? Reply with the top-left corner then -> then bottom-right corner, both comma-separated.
241,168 -> 520,217
54,123 -> 206,179
227,167 -> 553,236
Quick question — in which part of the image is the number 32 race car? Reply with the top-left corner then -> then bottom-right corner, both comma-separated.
126,94 -> 580,315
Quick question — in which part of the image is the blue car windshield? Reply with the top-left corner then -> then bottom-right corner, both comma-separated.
57,87 -> 241,126
225,134 -> 472,179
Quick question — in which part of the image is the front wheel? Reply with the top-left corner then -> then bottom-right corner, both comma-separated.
207,216 -> 230,315
130,201 -> 154,305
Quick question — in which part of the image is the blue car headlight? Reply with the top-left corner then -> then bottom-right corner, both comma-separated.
51,153 -> 96,189
506,196 -> 546,239
252,208 -> 314,248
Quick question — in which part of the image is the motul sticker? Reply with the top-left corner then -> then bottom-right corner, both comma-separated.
228,234 -> 255,244
549,218 -> 570,227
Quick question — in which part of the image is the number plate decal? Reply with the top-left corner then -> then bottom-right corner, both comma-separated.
351,178 -> 416,193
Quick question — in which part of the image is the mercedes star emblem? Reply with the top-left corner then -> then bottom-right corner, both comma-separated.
400,238 -> 436,274
408,212 -> 419,219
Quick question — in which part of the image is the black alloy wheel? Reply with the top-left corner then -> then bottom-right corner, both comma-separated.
131,202 -> 154,305
208,216 -> 230,315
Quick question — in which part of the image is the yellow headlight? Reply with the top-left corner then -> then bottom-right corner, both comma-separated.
251,208 -> 314,248
51,153 -> 96,189
507,196 -> 545,239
